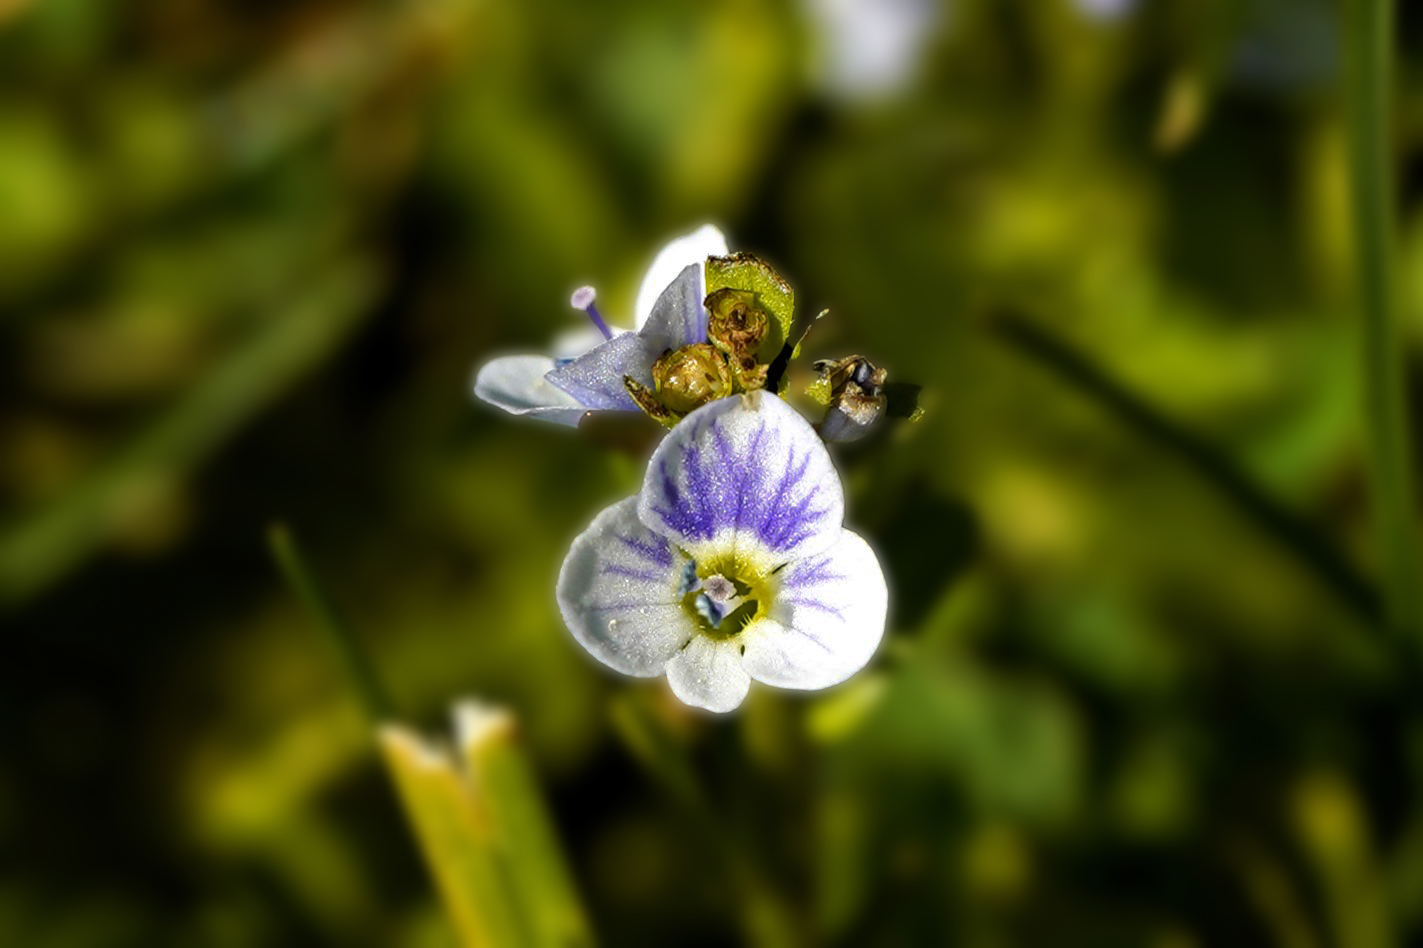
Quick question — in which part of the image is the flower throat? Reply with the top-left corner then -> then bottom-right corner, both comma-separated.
680,554 -> 772,640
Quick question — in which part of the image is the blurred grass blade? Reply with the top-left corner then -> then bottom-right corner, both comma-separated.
992,311 -> 1380,626
456,703 -> 595,948
1293,772 -> 1393,948
1343,0 -> 1423,646
608,694 -> 705,810
1229,837 -> 1323,948
0,258 -> 382,605
267,523 -> 394,725
379,720 -> 532,948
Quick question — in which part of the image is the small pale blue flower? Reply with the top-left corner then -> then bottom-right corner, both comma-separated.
557,391 -> 887,713
473,225 -> 729,426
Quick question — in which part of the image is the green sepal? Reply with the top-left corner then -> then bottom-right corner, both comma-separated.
705,253 -> 794,363
806,374 -> 834,407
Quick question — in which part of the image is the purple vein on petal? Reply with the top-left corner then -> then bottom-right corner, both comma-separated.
757,448 -> 829,551
584,600 -> 656,613
601,563 -> 668,583
768,485 -> 827,550
683,440 -> 714,530
781,554 -> 845,589
652,456 -> 711,541
782,597 -> 846,622
615,532 -> 674,568
711,420 -> 744,529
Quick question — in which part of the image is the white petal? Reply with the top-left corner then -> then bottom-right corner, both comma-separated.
557,497 -> 698,677
633,224 -> 729,330
665,636 -> 751,713
1075,0 -> 1136,20
473,355 -> 588,427
638,264 -> 705,353
638,391 -> 846,566
741,530 -> 886,690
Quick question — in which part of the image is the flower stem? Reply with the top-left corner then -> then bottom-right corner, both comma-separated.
267,522 -> 395,723
610,693 -> 800,948
1344,0 -> 1423,643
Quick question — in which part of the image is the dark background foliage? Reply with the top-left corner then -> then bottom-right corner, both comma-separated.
2,0 -> 1420,945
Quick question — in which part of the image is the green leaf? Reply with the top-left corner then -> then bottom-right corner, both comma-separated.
705,253 -> 794,362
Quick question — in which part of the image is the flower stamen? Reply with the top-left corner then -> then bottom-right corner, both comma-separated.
570,286 -> 614,340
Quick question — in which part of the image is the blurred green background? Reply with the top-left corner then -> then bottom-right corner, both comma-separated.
5,0 -> 1423,944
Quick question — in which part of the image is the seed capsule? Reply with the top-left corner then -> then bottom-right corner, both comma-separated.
652,343 -> 735,415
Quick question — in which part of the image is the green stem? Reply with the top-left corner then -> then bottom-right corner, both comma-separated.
267,522 -> 395,723
993,313 -> 1380,625
1344,0 -> 1423,643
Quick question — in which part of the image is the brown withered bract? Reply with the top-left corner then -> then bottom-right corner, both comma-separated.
706,288 -> 773,391
623,375 -> 678,426
706,288 -> 769,359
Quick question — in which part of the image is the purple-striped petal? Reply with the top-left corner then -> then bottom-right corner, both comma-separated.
557,497 -> 697,676
544,332 -> 659,412
740,530 -> 887,690
637,391 -> 845,564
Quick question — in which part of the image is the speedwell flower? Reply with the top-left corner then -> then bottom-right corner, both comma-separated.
473,224 -> 729,426
557,391 -> 887,712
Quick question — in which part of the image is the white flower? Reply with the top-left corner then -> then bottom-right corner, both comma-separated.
473,225 -> 730,426
557,391 -> 887,712
802,0 -> 943,103
1074,0 -> 1135,20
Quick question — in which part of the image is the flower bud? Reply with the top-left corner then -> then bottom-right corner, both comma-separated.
653,343 -> 734,415
820,390 -> 887,443
812,355 -> 889,443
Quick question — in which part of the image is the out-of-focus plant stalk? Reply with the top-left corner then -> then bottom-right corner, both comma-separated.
382,705 -> 597,948
268,523 -> 394,723
462,705 -> 596,948
993,313 -> 1380,624
1344,0 -> 1423,645
611,694 -> 799,948
381,723 -> 532,948
269,527 -> 593,947
0,262 -> 381,606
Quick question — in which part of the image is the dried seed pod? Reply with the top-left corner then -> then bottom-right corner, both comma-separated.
706,288 -> 770,363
